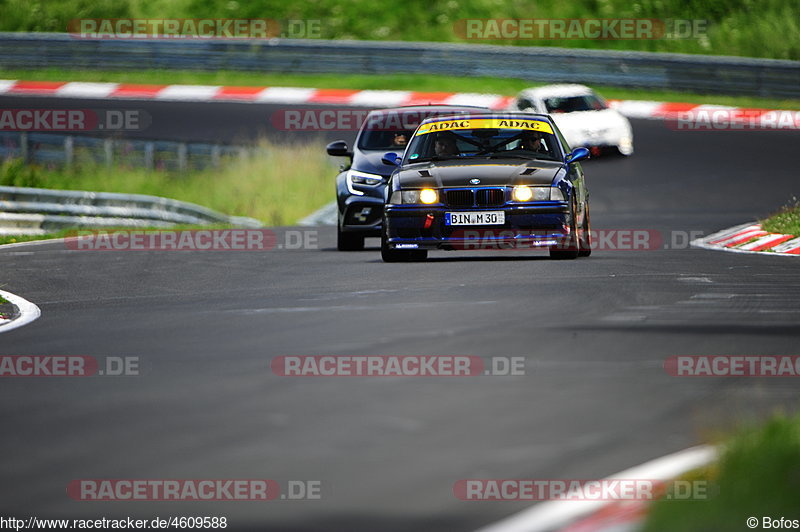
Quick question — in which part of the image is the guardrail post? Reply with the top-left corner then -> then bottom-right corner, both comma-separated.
177,143 -> 187,171
144,142 -> 154,170
64,136 -> 74,168
211,145 -> 221,168
104,139 -> 113,167
20,133 -> 29,163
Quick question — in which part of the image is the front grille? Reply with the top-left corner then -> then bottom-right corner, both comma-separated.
476,188 -> 505,206
445,189 -> 474,207
445,188 -> 505,207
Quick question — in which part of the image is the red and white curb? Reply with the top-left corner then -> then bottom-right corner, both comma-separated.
0,80 -> 514,110
691,223 -> 800,256
475,445 -> 717,532
609,100 -> 800,128
1,79 -> 798,126
0,289 -> 41,333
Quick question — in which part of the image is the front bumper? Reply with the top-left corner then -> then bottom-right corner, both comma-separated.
567,132 -> 633,155
384,203 -> 571,250
338,195 -> 384,236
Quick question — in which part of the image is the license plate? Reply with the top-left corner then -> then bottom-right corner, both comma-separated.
445,211 -> 505,226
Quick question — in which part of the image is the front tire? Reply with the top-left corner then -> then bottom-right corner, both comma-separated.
578,201 -> 592,257
337,224 -> 364,251
381,228 -> 427,262
550,198 -> 580,260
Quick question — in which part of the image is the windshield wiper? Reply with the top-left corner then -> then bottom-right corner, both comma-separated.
482,152 -> 534,159
429,155 -> 463,161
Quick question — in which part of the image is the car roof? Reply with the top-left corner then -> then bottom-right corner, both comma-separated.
518,84 -> 595,99
418,112 -> 553,125
366,104 -> 492,117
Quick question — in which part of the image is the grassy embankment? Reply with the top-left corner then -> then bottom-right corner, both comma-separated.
2,0 -> 799,59
642,410 -> 800,531
0,139 -> 339,245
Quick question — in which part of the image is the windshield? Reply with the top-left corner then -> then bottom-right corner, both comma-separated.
404,117 -> 561,163
544,94 -> 607,113
357,128 -> 415,151
356,109 -> 486,151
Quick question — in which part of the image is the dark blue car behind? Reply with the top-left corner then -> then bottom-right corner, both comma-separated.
327,105 -> 490,251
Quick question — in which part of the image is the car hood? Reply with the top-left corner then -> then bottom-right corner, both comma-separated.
394,159 -> 563,188
551,108 -> 630,133
352,150 -> 400,177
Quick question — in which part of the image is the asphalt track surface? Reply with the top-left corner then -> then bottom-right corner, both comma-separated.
1,96 -> 800,531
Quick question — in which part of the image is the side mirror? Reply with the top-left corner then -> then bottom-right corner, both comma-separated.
564,147 -> 590,164
326,140 -> 351,157
381,152 -> 401,166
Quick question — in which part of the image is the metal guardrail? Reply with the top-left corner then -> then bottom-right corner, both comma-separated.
0,132 -> 250,171
0,185 -> 262,235
1,32 -> 798,98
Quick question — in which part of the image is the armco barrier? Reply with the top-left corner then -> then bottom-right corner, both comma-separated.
0,33 -> 797,98
0,185 -> 262,235
0,132 -> 249,171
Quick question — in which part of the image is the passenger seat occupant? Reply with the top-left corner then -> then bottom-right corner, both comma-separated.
434,133 -> 459,157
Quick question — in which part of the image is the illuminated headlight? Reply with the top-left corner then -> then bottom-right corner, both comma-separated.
513,185 -> 533,202
513,186 -> 552,202
389,189 -> 439,204
419,188 -> 438,204
346,170 -> 383,196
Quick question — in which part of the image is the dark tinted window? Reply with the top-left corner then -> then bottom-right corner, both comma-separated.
405,125 -> 560,163
543,95 -> 607,113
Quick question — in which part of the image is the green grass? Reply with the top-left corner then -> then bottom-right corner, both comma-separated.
0,230 -> 75,247
642,411 -> 800,531
0,139 -> 339,227
761,199 -> 800,236
2,68 -> 800,110
1,0 -> 799,59
0,224 -> 238,247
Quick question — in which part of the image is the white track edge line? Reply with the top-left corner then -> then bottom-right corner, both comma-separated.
474,444 -> 717,532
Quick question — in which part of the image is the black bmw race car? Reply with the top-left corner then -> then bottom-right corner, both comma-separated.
326,105 -> 490,251
380,112 -> 592,262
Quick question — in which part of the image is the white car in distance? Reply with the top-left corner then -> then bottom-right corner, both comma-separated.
509,84 -> 634,156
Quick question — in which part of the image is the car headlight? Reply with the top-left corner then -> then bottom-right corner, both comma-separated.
346,170 -> 383,196
389,189 -> 439,205
419,189 -> 438,204
513,186 -> 553,202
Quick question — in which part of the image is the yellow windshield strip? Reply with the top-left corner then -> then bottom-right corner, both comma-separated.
416,118 -> 554,135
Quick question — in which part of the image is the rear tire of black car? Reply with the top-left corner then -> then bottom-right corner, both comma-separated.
380,231 -> 427,262
550,197 -> 580,260
578,201 -> 592,257
337,225 -> 364,251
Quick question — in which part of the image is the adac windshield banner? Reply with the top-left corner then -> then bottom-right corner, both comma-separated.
417,118 -> 554,135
